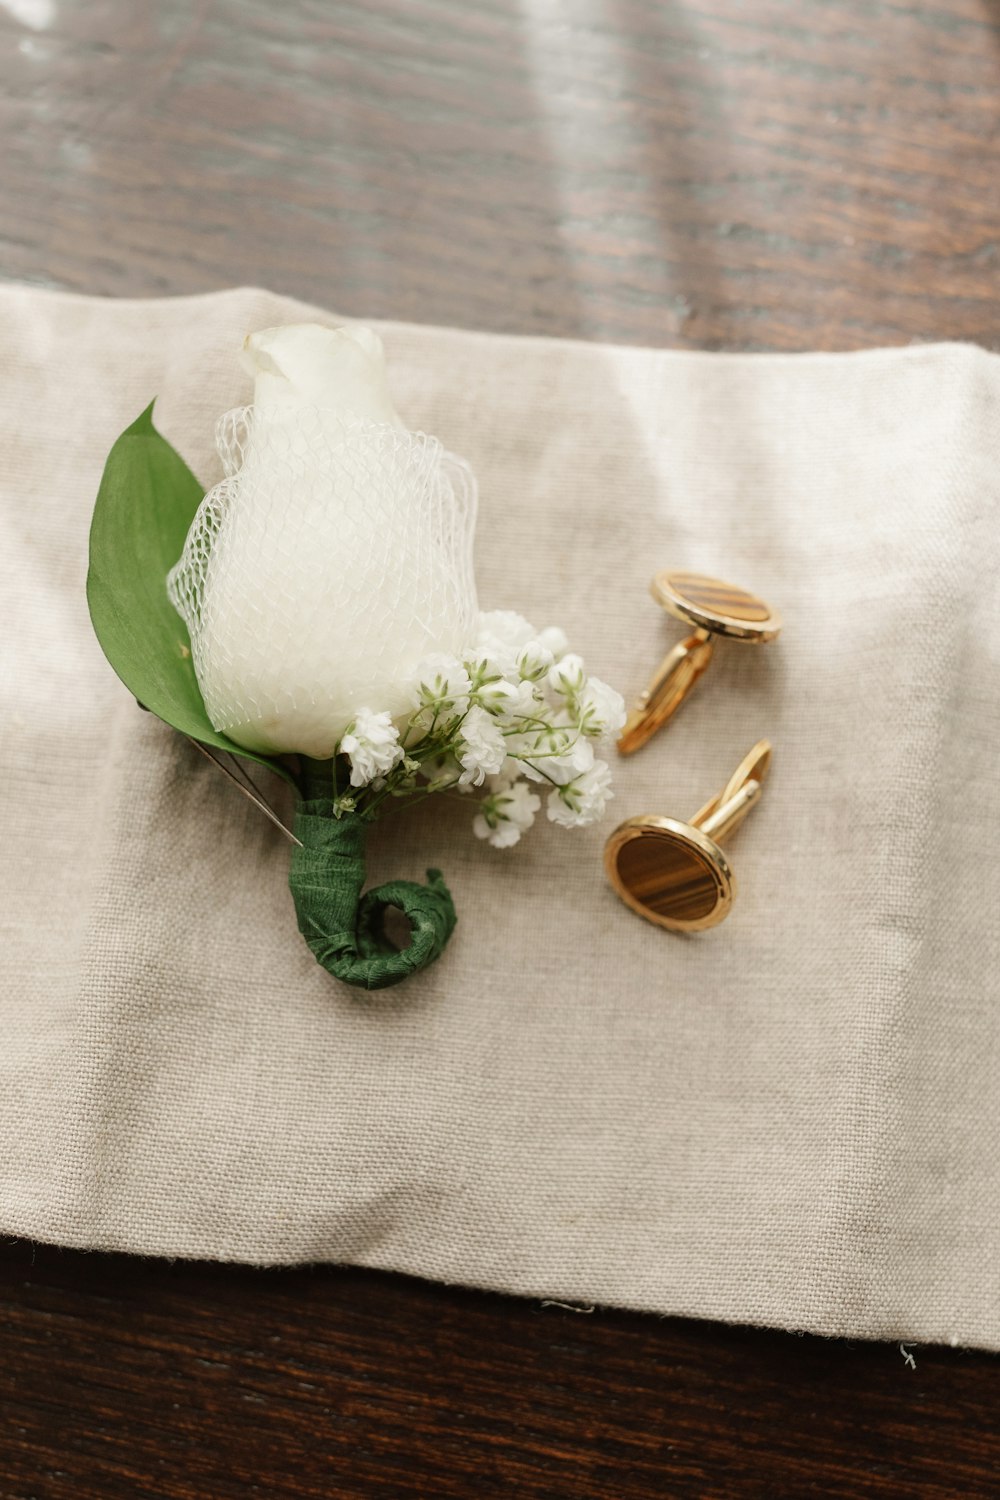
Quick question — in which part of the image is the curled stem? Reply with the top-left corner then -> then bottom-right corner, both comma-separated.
288,798 -> 457,991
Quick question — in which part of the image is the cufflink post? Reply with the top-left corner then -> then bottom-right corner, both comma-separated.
617,571 -> 781,756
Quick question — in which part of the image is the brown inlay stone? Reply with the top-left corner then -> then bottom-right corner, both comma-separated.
665,572 -> 771,623
614,830 -> 721,924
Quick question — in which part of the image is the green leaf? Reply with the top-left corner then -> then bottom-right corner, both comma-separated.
87,403 -> 296,786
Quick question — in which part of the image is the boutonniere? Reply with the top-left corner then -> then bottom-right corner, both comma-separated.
88,324 -> 624,990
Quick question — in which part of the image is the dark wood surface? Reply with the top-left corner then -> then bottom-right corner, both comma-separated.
1,1241 -> 998,1500
3,0 -> 1000,1494
5,0 -> 1000,351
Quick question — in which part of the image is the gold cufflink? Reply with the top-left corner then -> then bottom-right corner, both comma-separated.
604,740 -> 772,931
618,571 -> 781,755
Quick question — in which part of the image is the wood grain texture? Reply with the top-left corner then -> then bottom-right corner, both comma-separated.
3,0 -> 1000,1494
0,1241 -> 998,1500
3,0 -> 1000,349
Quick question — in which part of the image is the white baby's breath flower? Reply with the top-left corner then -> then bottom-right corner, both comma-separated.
340,708 -> 404,788
467,667 -> 524,716
519,727 -> 595,787
473,610 -> 536,675
516,641 -> 555,682
472,777 -> 542,849
578,675 -> 627,738
476,609 -> 536,652
456,704 -> 508,787
463,653 -> 540,719
494,676 -> 541,720
408,654 -> 472,727
537,625 -> 569,661
546,759 -> 614,828
547,653 -> 587,701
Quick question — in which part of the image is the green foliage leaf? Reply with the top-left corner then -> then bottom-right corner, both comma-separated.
87,403 -> 295,786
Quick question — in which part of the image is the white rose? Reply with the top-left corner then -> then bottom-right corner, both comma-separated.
241,324 -> 406,425
167,323 -> 478,759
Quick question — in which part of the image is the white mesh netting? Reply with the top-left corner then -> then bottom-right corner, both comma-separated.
167,406 -> 479,759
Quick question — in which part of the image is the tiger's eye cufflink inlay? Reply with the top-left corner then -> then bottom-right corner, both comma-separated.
604,740 -> 772,932
617,571 -> 781,756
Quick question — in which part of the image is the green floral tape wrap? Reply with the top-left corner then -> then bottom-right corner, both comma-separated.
289,800 -> 457,991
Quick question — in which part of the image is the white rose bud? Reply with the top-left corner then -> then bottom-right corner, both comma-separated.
167,323 -> 478,758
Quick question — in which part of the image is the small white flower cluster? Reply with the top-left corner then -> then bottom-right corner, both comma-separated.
340,707 -> 406,788
333,611 -> 625,849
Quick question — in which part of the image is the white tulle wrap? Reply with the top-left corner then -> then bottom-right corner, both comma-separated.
167,324 -> 479,759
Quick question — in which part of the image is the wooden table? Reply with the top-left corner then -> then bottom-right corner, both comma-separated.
2,1 -> 999,1494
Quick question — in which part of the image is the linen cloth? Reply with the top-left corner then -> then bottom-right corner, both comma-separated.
2,285 -> 998,1350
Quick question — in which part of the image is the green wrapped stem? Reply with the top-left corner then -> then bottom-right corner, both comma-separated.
289,800 -> 457,990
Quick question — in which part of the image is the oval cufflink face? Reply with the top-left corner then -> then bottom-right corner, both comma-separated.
651,571 -> 781,642
604,819 -> 734,931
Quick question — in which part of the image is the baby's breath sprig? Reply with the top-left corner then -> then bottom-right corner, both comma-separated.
332,610 -> 625,847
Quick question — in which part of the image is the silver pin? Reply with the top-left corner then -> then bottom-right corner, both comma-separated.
185,737 -> 303,846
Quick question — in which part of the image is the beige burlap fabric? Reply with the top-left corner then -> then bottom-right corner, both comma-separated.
2,285 -> 998,1348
